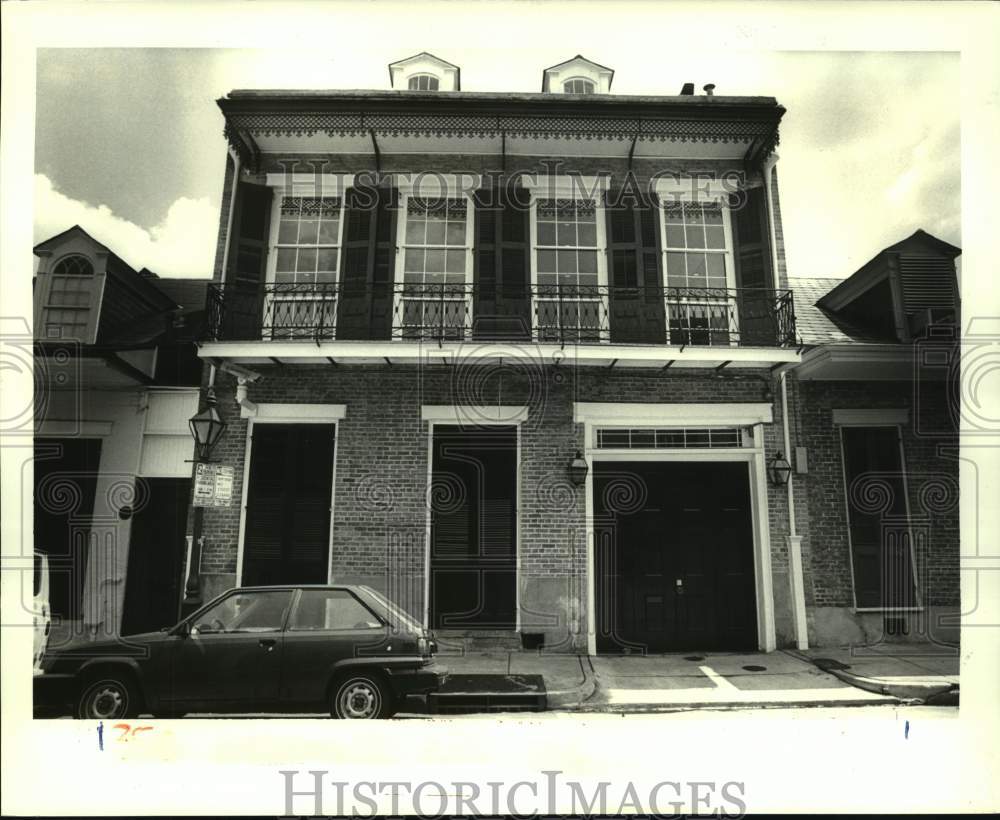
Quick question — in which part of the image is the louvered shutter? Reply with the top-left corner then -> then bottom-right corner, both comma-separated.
605,191 -> 665,344
730,185 -> 776,345
473,185 -> 531,340
243,424 -> 335,586
224,181 -> 273,340
336,180 -> 397,340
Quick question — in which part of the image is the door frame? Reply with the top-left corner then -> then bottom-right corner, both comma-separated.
420,405 -> 527,631
235,404 -> 345,585
574,402 -> 777,655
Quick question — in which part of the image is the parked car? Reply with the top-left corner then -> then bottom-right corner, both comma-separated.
34,585 -> 442,719
33,553 -> 51,674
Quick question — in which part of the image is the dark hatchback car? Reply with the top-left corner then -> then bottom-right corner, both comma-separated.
34,585 -> 442,719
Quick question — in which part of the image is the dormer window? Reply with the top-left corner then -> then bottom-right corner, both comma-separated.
389,52 -> 460,92
44,254 -> 96,340
408,74 -> 440,92
563,77 -> 595,94
542,55 -> 614,94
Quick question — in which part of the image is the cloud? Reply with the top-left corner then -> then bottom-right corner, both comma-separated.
34,174 -> 216,278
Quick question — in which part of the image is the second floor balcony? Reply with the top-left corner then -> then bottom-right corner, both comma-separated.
204,282 -> 797,357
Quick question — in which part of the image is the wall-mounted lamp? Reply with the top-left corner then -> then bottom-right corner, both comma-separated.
768,450 -> 792,486
188,388 -> 227,462
568,451 -> 589,486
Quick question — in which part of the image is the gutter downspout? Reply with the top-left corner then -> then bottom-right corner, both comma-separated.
762,152 -> 809,650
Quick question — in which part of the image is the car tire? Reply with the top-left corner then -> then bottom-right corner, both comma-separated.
330,673 -> 394,719
76,674 -> 140,720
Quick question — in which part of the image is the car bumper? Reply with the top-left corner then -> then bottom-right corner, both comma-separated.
386,662 -> 446,697
33,672 -> 77,714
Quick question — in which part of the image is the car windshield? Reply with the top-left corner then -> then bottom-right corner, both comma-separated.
358,587 -> 423,633
193,590 -> 292,634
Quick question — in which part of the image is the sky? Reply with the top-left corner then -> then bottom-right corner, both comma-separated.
33,47 -> 960,281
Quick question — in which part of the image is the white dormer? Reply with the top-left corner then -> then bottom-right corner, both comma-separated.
542,55 -> 614,94
388,52 -> 461,92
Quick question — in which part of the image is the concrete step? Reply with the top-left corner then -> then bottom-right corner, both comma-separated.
433,630 -> 523,653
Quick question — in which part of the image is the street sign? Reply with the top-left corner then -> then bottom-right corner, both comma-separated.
192,462 -> 235,508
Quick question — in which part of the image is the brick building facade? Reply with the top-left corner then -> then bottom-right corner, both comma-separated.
184,53 -> 959,652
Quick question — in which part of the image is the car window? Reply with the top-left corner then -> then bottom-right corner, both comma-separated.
288,589 -> 383,631
193,590 -> 292,634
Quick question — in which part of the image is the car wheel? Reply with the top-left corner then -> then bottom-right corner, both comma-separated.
330,674 -> 393,719
77,675 -> 139,720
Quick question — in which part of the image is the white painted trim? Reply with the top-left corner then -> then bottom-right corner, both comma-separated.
235,416 -> 340,586
422,424 -> 435,630
264,172 -> 355,197
832,408 -> 910,426
421,405 -> 528,424
34,420 -> 113,437
521,174 -> 611,200
393,173 -> 482,197
653,176 -> 735,201
243,403 -> 347,421
199,340 -> 801,367
574,401 -> 774,426
582,414 -> 777,654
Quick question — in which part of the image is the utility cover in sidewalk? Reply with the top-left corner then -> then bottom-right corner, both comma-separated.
428,674 -> 546,714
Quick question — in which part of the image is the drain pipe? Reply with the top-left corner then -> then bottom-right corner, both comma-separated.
780,367 -> 808,649
762,151 -> 809,650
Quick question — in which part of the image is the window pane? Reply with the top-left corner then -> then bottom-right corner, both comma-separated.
317,217 -> 340,244
557,223 -> 576,246
298,219 -> 319,244
406,217 -> 425,244
578,250 -> 598,274
705,225 -> 726,250
664,224 -> 686,248
577,222 -> 597,246
297,248 -> 317,273
446,220 -> 466,245
276,248 -> 297,272
685,222 -> 705,249
446,249 -> 466,274
194,591 -> 292,634
557,250 -> 577,274
290,589 -> 382,631
536,222 -> 555,245
537,249 -> 557,274
404,249 -> 424,274
278,219 -> 298,244
316,248 -> 339,273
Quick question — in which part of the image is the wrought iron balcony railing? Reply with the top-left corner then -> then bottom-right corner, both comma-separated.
205,283 -> 796,348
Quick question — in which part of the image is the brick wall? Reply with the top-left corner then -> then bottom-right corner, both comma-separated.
793,376 -> 960,611
198,361 -> 797,649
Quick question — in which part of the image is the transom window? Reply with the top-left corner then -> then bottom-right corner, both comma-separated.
596,427 -> 751,449
44,254 -> 96,340
563,77 -> 596,94
267,195 -> 343,339
534,198 -> 606,342
408,74 -> 440,91
661,201 -> 736,346
396,196 -> 472,339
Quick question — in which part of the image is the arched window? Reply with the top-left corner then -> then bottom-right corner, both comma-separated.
563,77 -> 596,94
408,74 -> 440,91
44,254 -> 96,340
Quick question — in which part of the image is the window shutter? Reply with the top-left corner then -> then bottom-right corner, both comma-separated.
243,424 -> 335,586
730,185 -> 776,345
224,180 -> 273,340
605,190 -> 665,344
472,185 -> 531,340
337,181 -> 397,340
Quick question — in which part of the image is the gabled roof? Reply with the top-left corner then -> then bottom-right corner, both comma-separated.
792,277 -> 890,346
387,52 -> 461,89
33,224 -> 110,256
818,228 -> 961,312
541,54 -> 615,92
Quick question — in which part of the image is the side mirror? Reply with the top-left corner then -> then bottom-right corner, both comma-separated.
172,621 -> 191,638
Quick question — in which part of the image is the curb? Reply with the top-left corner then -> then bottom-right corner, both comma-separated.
806,656 -> 959,705
544,657 -> 598,709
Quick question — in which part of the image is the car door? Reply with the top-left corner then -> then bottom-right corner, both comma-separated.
280,588 -> 389,708
168,589 -> 293,711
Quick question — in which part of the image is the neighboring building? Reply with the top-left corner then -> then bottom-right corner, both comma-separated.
791,229 -> 961,646
32,226 -> 207,641
196,53 -> 805,654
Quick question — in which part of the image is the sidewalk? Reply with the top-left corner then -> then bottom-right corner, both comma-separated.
436,645 -> 960,713
789,643 -> 960,705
